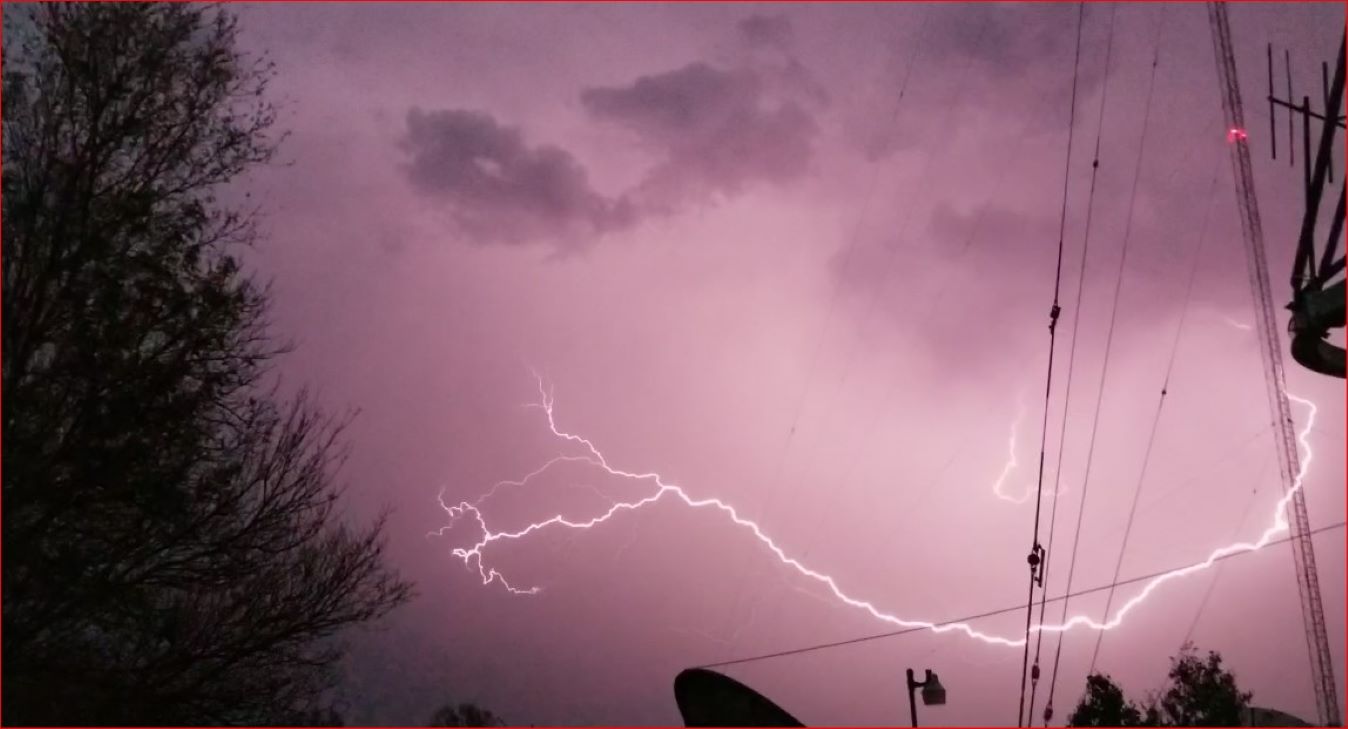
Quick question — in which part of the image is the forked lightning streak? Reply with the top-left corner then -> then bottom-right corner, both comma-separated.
433,376 -> 1320,648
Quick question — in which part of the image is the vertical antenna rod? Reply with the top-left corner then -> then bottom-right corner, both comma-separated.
1287,49 -> 1295,166
1269,44 -> 1278,160
1323,61 -> 1335,182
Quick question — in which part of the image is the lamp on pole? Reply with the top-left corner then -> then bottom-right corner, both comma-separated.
905,668 -> 946,727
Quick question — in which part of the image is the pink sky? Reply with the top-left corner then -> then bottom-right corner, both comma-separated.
230,3 -> 1343,725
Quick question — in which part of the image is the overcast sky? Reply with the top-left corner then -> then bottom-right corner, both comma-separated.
229,3 -> 1344,725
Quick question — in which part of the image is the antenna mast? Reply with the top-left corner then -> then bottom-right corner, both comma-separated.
1207,3 -> 1341,725
1268,36 -> 1347,379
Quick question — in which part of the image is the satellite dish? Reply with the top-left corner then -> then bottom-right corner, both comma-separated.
1244,706 -> 1314,727
674,668 -> 805,727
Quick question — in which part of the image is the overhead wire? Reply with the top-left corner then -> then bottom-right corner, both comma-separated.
808,15 -> 995,397
720,7 -> 935,645
693,519 -> 1347,670
1087,424 -> 1272,546
755,8 -> 934,521
696,5 -> 1333,718
1033,16 -> 1121,715
1182,452 -> 1269,648
1042,5 -> 1165,722
1088,159 -> 1224,673
733,13 -> 996,645
792,19 -> 1082,570
784,12 -> 1015,566
1017,3 -> 1089,725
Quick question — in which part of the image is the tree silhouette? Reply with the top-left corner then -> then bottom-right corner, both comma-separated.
1066,674 -> 1149,727
1153,644 -> 1252,726
428,702 -> 508,727
1067,644 -> 1253,727
2,3 -> 412,724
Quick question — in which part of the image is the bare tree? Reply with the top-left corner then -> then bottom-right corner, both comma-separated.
2,4 -> 413,724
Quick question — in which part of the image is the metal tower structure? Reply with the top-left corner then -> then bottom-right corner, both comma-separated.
1268,36 -> 1347,379
1206,3 -> 1341,725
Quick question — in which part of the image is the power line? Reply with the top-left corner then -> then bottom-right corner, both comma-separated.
1125,424 -> 1271,519
693,520 -> 1347,671
792,31 -> 1082,569
759,6 -> 933,500
1044,5 -> 1165,721
1078,426 -> 1273,566
1018,4 -> 1087,725
721,7 -> 935,644
1182,453 -> 1269,648
812,15 -> 995,398
769,50 -> 996,544
1030,2 -> 1121,724
745,14 -> 998,639
1088,160 -> 1225,673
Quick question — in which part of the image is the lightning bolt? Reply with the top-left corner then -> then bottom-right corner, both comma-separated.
993,391 -> 1033,504
433,376 -> 1321,649
992,389 -> 1063,504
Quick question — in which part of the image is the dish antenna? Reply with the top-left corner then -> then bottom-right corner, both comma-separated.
674,668 -> 805,727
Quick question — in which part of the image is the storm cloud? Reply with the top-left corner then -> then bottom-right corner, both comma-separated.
738,14 -> 795,51
400,108 -> 634,245
581,61 -> 820,211
399,15 -> 826,245
233,3 -> 1346,724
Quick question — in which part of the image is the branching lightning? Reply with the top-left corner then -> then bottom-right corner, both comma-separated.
992,389 -> 1063,504
992,393 -> 1030,503
433,375 -> 1321,649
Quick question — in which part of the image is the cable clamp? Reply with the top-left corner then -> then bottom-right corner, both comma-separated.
1027,543 -> 1046,586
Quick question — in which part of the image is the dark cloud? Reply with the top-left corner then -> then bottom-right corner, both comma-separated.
832,202 -> 1055,285
400,108 -> 634,245
581,62 -> 819,210
924,4 -> 1078,81
399,15 -> 827,246
850,3 -> 1106,162
738,14 -> 794,51
830,187 -> 1243,386
736,14 -> 830,110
